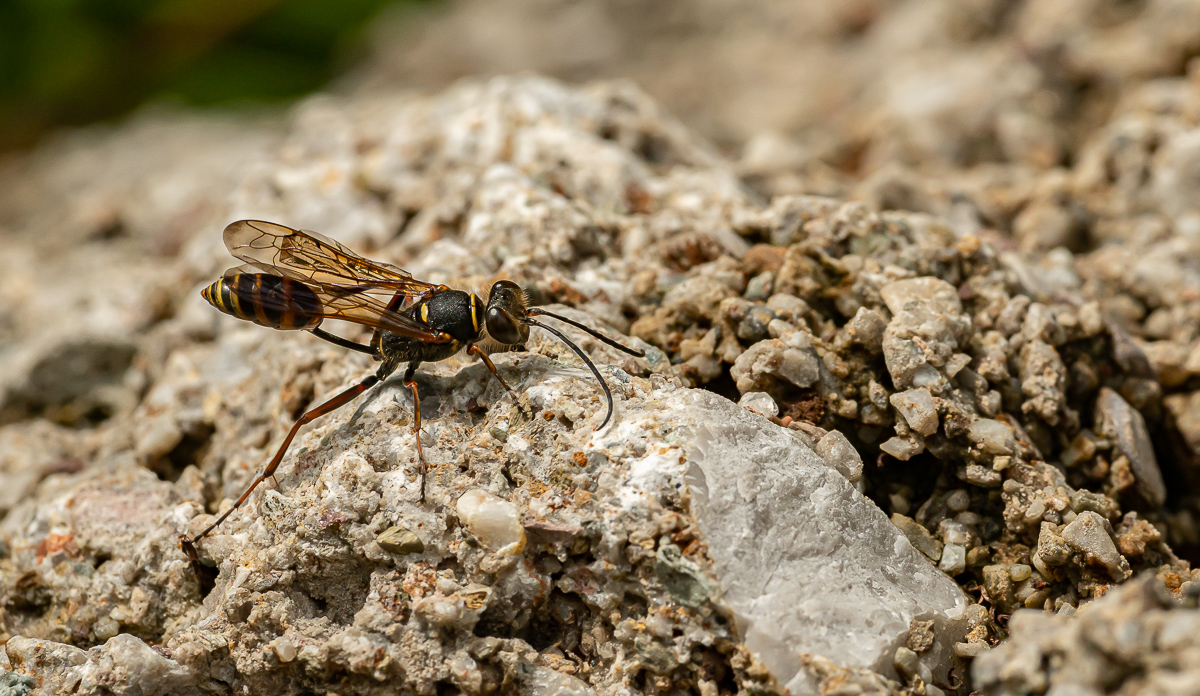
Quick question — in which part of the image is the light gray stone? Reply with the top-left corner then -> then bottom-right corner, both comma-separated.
880,436 -> 924,461
967,419 -> 1017,456
1095,387 -> 1166,506
738,391 -> 779,418
814,429 -> 864,484
890,388 -> 939,436
890,514 -> 944,563
880,277 -> 970,389
1060,511 -> 1132,582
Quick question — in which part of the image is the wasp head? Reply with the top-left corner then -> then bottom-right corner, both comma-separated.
485,280 -> 531,345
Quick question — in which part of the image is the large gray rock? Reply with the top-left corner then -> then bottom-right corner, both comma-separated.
668,389 -> 972,692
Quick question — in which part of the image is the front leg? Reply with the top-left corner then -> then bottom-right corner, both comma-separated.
469,344 -> 522,408
401,361 -> 428,502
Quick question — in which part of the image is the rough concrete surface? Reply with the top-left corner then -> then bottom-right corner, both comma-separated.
5,0 -> 1200,694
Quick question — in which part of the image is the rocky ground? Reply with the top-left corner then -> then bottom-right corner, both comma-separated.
4,1 -> 1200,695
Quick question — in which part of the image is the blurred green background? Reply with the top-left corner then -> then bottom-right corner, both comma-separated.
0,0 -> 430,152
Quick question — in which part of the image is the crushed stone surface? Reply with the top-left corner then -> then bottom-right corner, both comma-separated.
5,1 -> 1200,693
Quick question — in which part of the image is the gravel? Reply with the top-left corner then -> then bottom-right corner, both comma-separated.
6,0 -> 1200,692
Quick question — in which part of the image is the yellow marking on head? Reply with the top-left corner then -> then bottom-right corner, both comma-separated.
420,302 -> 429,324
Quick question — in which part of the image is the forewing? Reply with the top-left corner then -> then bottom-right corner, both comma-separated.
312,285 -> 448,342
223,220 -> 439,298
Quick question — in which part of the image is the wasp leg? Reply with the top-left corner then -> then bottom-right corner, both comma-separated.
184,366 -> 391,549
468,344 -> 523,409
310,327 -> 376,356
401,362 -> 429,502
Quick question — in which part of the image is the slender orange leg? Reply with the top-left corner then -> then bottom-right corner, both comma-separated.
182,373 -> 381,548
469,344 -> 520,405
401,362 -> 428,502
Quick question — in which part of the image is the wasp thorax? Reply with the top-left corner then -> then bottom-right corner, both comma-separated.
421,290 -> 483,342
485,280 -> 530,345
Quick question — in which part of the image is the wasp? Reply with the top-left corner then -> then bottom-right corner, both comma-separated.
181,220 -> 643,556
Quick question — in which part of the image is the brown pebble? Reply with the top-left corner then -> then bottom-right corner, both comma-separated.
906,618 -> 935,653
743,244 -> 787,275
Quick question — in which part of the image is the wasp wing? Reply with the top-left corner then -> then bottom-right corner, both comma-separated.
215,268 -> 449,342
313,284 -> 449,342
221,263 -> 262,279
223,220 -> 442,299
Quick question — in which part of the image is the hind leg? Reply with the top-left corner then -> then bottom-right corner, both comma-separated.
184,367 -> 386,547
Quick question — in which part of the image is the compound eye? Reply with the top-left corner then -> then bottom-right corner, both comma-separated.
486,307 -> 522,345
489,279 -> 522,299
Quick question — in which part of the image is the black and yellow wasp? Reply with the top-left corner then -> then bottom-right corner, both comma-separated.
182,220 -> 643,563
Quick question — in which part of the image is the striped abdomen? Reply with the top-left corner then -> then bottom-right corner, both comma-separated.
201,274 -> 322,330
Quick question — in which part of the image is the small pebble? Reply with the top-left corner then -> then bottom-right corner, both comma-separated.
966,546 -> 991,566
882,437 -> 924,461
1062,511 -> 1132,581
1070,489 -> 1119,518
893,646 -> 920,682
945,489 -> 970,512
890,388 -> 939,436
738,391 -> 779,418
1024,500 -> 1047,522
910,364 -> 943,389
892,514 -> 943,561
961,464 -> 1002,488
978,391 -> 1002,416
846,307 -> 887,352
93,615 -> 119,641
1023,587 -> 1052,608
377,526 -> 425,555
457,489 -> 526,554
736,305 -> 777,342
955,511 -> 982,525
967,419 -> 1017,455
1037,526 -> 1072,566
945,353 -> 971,377
1009,564 -> 1032,582
941,521 -> 972,546
953,641 -> 989,658
270,637 -> 298,662
906,619 -> 935,653
815,430 -> 864,483
940,544 -> 966,575
744,271 -> 774,301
